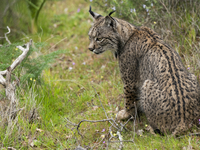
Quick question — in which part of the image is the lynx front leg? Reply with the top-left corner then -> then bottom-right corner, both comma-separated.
117,53 -> 139,120
124,85 -> 138,114
117,85 -> 138,120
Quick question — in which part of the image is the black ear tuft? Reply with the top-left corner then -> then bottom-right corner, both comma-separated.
89,6 -> 102,20
105,10 -> 116,28
109,10 -> 115,17
89,6 -> 95,18
114,51 -> 118,58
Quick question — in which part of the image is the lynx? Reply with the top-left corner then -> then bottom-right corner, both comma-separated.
88,7 -> 200,135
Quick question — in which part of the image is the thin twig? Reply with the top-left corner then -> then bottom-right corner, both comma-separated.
91,136 -> 105,150
48,36 -> 68,51
64,117 -> 78,126
0,39 -> 32,79
92,86 -> 108,118
5,26 -> 11,45
77,118 -> 117,137
109,140 -> 134,143
92,86 -> 119,130
121,116 -> 134,131
65,87 -> 135,149
117,131 -> 123,149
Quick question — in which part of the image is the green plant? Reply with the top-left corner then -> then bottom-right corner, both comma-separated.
0,0 -> 47,43
0,42 -> 65,85
27,0 -> 46,33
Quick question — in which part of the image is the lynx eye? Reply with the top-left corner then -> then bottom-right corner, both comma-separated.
96,38 -> 103,41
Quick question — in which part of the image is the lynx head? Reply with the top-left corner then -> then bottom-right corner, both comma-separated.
88,6 -> 120,55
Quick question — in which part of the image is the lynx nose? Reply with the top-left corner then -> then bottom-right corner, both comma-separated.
88,42 -> 95,51
88,47 -> 94,51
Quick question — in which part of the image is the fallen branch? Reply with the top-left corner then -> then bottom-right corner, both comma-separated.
65,87 -> 136,150
76,118 -> 118,137
92,86 -> 120,130
0,39 -> 32,79
0,40 -> 32,119
117,131 -> 123,149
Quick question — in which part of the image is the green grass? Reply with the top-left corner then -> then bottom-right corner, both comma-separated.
0,0 -> 200,149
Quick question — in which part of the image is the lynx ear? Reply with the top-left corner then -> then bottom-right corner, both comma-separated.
104,16 -> 116,28
89,6 -> 102,20
104,10 -> 116,28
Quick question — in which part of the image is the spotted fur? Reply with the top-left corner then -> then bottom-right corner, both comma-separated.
88,7 -> 200,135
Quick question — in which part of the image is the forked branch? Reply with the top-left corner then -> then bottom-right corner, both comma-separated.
0,40 -> 32,119
0,39 -> 32,86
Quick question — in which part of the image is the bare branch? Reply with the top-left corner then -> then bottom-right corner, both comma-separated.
0,39 -> 32,85
65,117 -> 78,126
65,87 -> 136,149
92,86 -> 108,118
109,140 -> 134,143
92,86 -> 120,130
117,131 -> 123,149
0,75 -> 6,86
77,118 -> 116,137
5,26 -> 11,45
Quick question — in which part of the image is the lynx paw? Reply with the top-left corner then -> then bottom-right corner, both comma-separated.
145,125 -> 156,135
116,109 -> 130,120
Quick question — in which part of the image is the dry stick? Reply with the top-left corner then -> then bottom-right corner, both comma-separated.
121,116 -> 134,131
64,117 -> 78,126
92,86 -> 119,130
109,140 -> 134,143
0,39 -> 32,77
0,26 -> 12,47
64,118 -> 82,147
107,122 -> 115,150
92,86 -> 109,119
0,40 -> 32,148
64,86 -> 135,149
92,86 -> 124,149
0,40 -> 31,118
76,118 -> 117,137
47,36 -> 68,51
117,131 -> 123,149
5,26 -> 11,45
91,135 -> 105,150
93,86 -> 136,149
